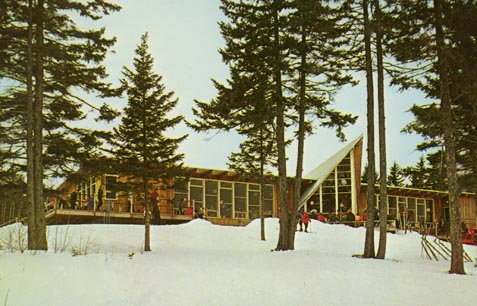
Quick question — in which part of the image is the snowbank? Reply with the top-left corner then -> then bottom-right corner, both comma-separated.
1,219 -> 476,306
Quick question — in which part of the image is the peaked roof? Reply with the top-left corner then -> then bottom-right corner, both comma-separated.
300,134 -> 363,206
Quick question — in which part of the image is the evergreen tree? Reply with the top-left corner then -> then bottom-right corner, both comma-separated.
286,0 -> 357,251
375,0 -> 388,260
387,161 -> 405,187
384,0 -> 477,274
403,156 -> 430,189
192,0 -> 357,251
113,33 -> 187,252
0,0 -> 121,250
434,0 -> 463,274
361,163 -> 379,184
1,0 -> 120,177
228,128 -> 278,241
426,151 -> 448,191
361,0 -> 376,259
191,22 -> 279,242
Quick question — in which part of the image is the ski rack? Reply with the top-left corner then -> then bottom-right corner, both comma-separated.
421,234 -> 472,262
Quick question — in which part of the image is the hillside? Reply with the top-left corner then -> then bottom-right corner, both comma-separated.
1,219 -> 476,306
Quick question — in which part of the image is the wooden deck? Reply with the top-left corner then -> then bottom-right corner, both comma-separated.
45,208 -> 194,225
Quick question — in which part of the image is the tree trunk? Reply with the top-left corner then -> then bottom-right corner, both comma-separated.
143,111 -> 151,251
31,0 -> 47,250
363,0 -> 376,259
260,130 -> 266,241
144,178 -> 151,252
434,0 -> 464,274
26,0 -> 36,250
376,0 -> 388,260
259,173 -> 266,242
273,0 -> 293,251
292,25 -> 306,219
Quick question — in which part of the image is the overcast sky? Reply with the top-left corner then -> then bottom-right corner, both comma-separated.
87,0 -> 430,176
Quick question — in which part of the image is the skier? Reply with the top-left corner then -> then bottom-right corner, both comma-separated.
301,211 -> 311,232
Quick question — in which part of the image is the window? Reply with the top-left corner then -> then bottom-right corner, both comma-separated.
190,179 -> 204,210
263,185 -> 274,217
314,154 -> 353,215
234,183 -> 247,218
248,184 -> 260,219
386,195 -> 434,225
426,200 -> 434,222
205,180 -> 218,217
105,175 -> 118,200
417,199 -> 425,223
388,196 -> 397,215
407,198 -> 416,222
171,177 -> 275,219
220,182 -> 233,218
173,179 -> 188,212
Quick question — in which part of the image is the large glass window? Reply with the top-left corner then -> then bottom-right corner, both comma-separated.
190,179 -> 204,210
205,181 -> 218,217
390,196 -> 434,225
388,196 -> 397,213
173,180 -> 188,213
78,177 -> 98,206
263,185 -> 274,217
417,199 -> 425,223
311,153 -> 353,216
407,198 -> 416,222
220,181 -> 233,218
248,184 -> 259,219
173,178 -> 274,219
321,173 -> 336,214
234,183 -> 247,218
426,200 -> 434,222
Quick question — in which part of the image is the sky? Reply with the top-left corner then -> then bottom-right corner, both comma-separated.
83,0 -> 431,176
2,219 -> 477,306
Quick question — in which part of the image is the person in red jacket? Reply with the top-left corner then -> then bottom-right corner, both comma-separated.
317,213 -> 326,222
186,205 -> 193,217
301,211 -> 311,232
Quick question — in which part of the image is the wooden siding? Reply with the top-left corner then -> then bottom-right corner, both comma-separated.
359,186 -> 476,227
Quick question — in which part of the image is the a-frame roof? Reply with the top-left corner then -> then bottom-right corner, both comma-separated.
300,134 -> 363,206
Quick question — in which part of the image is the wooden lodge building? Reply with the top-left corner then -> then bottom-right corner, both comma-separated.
51,135 -> 477,230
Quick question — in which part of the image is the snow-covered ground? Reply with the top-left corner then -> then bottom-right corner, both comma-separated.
1,219 -> 476,306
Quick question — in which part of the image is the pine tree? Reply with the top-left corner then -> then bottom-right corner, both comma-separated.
361,163 -> 379,184
375,0 -> 388,260
192,32 -> 278,242
403,156 -> 430,189
362,0 -> 376,259
434,0 -> 463,274
387,161 -> 405,187
192,0 -> 357,251
113,33 -> 187,252
384,0 -> 477,274
286,0 -> 357,251
228,128 -> 278,241
0,0 -> 121,250
191,0 -> 292,248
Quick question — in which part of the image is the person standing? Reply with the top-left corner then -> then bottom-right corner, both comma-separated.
346,209 -> 356,226
297,208 -> 304,231
150,188 -> 160,225
69,191 -> 77,209
96,185 -> 104,212
128,191 -> 133,213
301,211 -> 311,232
178,197 -> 187,215
186,205 -> 193,217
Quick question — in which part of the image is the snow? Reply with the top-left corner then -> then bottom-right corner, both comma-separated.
1,219 -> 477,306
